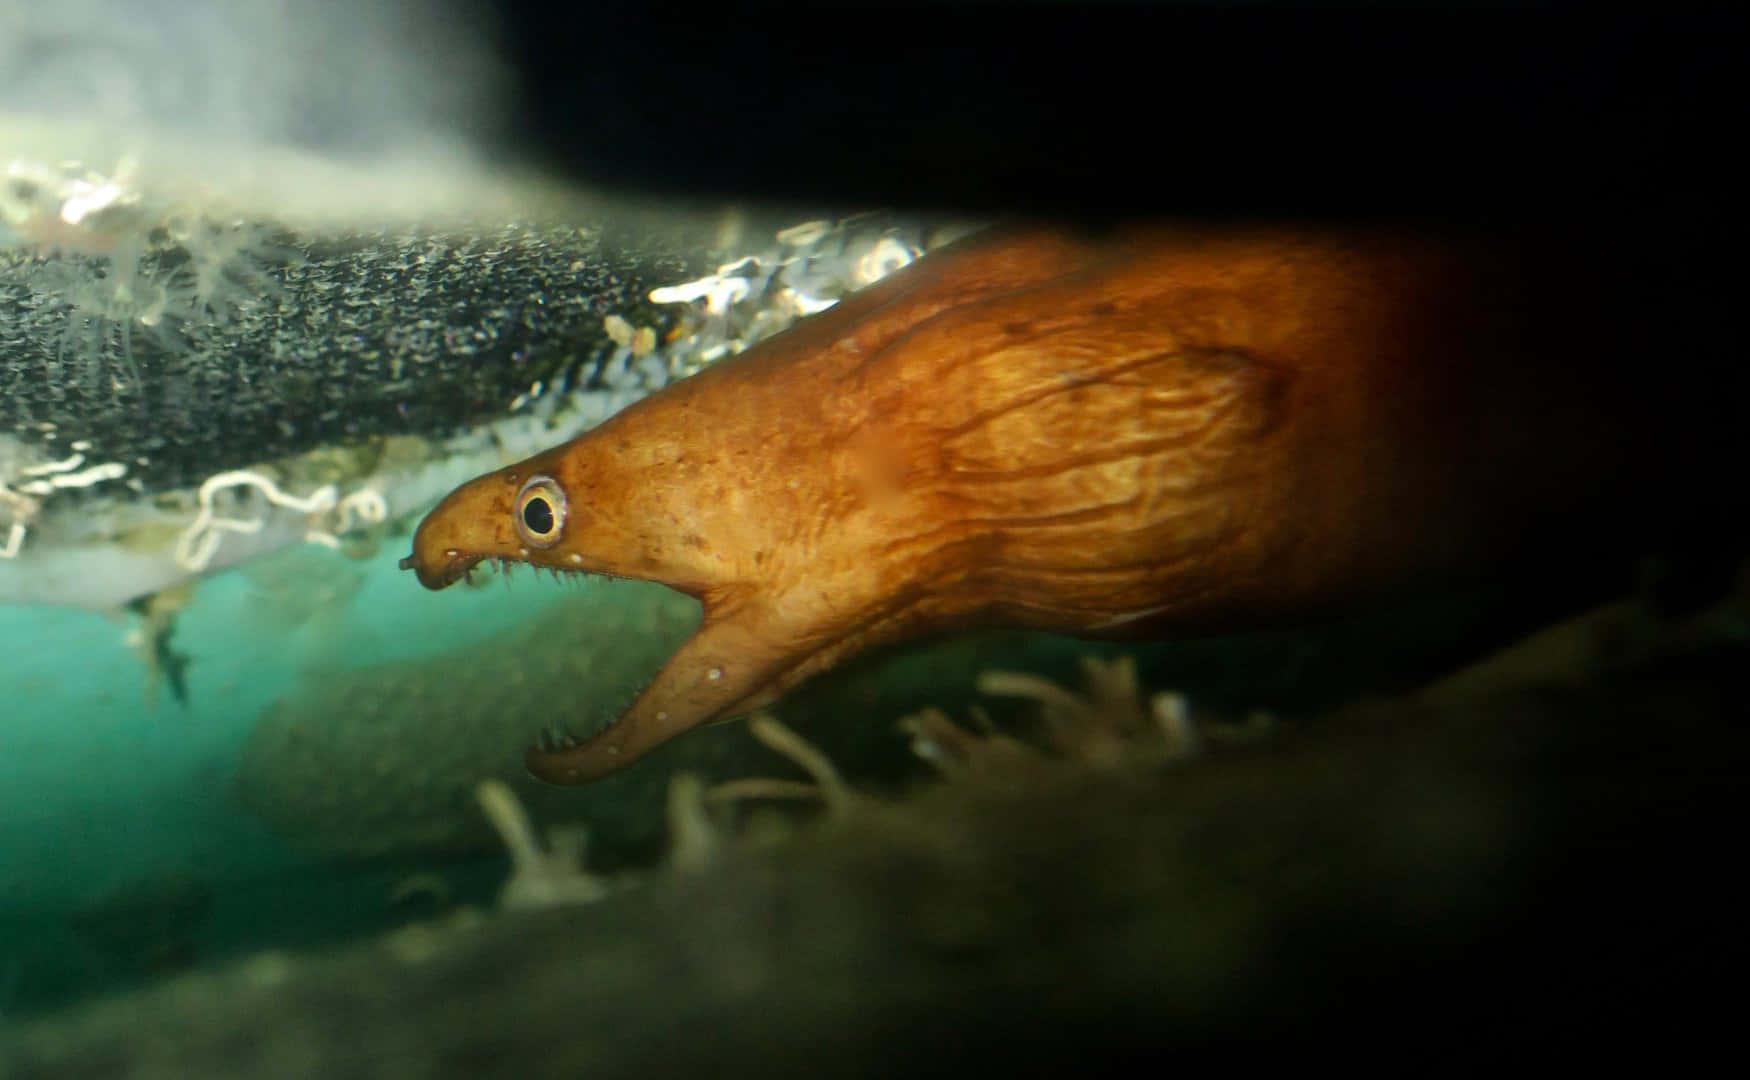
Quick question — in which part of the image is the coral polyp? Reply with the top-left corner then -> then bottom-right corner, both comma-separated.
2,156 -> 296,395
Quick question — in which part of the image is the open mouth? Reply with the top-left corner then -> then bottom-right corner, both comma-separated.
396,551 -> 687,750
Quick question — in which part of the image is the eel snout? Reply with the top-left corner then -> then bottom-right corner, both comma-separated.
401,468 -> 522,590
398,549 -> 481,591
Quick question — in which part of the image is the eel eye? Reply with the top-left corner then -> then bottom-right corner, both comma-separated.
513,475 -> 567,548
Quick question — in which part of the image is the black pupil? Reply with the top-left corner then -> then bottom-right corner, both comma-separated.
522,496 -> 555,535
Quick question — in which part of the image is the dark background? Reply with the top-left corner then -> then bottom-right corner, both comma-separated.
488,2 -> 1745,225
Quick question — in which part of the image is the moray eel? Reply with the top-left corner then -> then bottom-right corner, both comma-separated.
402,223 -> 1692,784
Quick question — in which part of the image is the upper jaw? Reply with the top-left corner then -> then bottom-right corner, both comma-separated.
399,551 -> 483,591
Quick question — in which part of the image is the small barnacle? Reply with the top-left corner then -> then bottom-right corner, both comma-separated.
704,714 -> 858,818
855,235 -> 919,284
663,772 -> 720,873
904,654 -> 1216,782
602,313 -> 634,346
898,705 -> 1046,779
474,779 -> 608,910
976,654 -> 1155,766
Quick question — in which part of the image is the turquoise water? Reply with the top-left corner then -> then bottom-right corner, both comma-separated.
0,539 -> 571,1009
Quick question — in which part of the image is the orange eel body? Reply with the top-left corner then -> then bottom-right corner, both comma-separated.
403,223 -> 1692,783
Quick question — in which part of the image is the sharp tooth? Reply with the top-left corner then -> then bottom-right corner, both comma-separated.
538,723 -> 580,752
